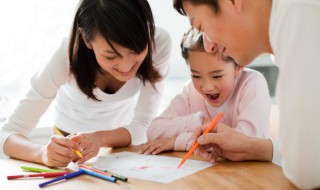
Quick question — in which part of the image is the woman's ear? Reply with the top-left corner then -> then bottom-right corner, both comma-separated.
80,31 -> 93,49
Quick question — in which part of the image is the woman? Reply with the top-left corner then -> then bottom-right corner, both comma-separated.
0,0 -> 171,167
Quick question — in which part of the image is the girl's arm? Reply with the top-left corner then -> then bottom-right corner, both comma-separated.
233,70 -> 272,138
147,81 -> 205,151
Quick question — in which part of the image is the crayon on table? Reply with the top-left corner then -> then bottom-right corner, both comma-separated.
7,171 -> 70,180
82,164 -> 128,182
38,170 -> 85,188
20,166 -> 65,173
102,169 -> 128,182
178,112 -> 223,168
79,164 -> 113,177
81,164 -> 127,182
79,168 -> 117,183
53,127 -> 83,158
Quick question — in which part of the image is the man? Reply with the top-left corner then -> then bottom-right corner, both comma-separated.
173,0 -> 320,189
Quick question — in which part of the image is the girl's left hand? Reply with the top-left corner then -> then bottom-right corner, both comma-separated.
68,132 -> 103,164
138,137 -> 176,155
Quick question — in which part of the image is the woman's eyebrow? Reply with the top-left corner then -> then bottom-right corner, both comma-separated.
103,50 -> 116,54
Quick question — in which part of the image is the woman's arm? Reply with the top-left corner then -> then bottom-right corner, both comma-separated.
4,133 -> 79,166
0,39 -> 72,165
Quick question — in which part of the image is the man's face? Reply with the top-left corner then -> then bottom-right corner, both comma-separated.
182,1 -> 262,66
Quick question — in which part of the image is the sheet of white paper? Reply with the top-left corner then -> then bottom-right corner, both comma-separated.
85,151 -> 213,183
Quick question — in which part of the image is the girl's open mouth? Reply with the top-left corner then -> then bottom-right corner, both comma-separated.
206,93 -> 220,101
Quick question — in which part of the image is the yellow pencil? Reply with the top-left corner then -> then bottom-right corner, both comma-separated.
53,127 -> 83,158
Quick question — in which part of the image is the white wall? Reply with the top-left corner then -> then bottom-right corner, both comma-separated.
149,0 -> 191,79
0,0 -> 276,142
0,0 -> 193,142
0,0 -> 192,123
0,0 -> 79,121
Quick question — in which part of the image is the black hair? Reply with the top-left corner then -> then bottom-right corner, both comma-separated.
173,0 -> 220,16
181,27 -> 237,65
68,0 -> 161,101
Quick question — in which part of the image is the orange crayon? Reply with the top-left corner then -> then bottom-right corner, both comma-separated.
178,112 -> 223,168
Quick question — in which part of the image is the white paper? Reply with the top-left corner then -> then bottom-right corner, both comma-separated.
85,151 -> 213,183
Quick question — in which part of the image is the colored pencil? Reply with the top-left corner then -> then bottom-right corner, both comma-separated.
38,170 -> 85,188
53,127 -> 83,158
178,112 -> 223,168
79,168 -> 117,183
20,166 -> 65,173
7,171 -> 70,180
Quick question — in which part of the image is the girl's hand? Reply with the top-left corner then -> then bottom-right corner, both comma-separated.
41,135 -> 80,167
69,131 -> 103,164
138,137 -> 176,155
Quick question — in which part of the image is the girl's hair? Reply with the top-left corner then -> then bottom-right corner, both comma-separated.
68,0 -> 161,101
181,27 -> 237,65
173,0 -> 220,16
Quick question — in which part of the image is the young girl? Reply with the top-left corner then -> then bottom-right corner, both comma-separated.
139,28 -> 270,155
0,0 -> 171,167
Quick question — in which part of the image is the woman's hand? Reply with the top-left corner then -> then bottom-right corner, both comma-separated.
138,137 -> 177,155
69,131 -> 103,164
41,135 -> 80,167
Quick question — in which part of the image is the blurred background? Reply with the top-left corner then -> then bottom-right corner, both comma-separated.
0,0 -> 278,141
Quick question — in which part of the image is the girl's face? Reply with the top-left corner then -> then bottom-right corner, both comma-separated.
88,32 -> 148,82
188,51 -> 242,107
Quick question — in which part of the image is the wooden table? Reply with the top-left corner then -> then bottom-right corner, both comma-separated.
0,146 -> 297,190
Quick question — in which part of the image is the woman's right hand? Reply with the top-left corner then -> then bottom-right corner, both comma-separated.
41,135 -> 81,167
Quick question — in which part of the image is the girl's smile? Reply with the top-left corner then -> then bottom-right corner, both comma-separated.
206,92 -> 220,104
188,50 -> 242,108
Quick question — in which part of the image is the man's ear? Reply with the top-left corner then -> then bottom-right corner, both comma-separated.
229,0 -> 243,13
80,31 -> 93,49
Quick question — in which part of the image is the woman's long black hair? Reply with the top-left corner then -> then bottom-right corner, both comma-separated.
68,0 -> 161,101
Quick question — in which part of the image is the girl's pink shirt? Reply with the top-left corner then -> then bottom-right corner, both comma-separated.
147,68 -> 271,150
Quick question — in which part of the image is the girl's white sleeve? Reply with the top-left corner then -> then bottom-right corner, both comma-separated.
122,27 -> 172,145
0,39 -> 69,158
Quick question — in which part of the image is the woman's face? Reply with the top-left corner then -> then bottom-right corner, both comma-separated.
188,50 -> 242,107
88,32 -> 148,82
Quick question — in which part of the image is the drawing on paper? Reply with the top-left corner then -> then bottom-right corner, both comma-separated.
85,151 -> 213,183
